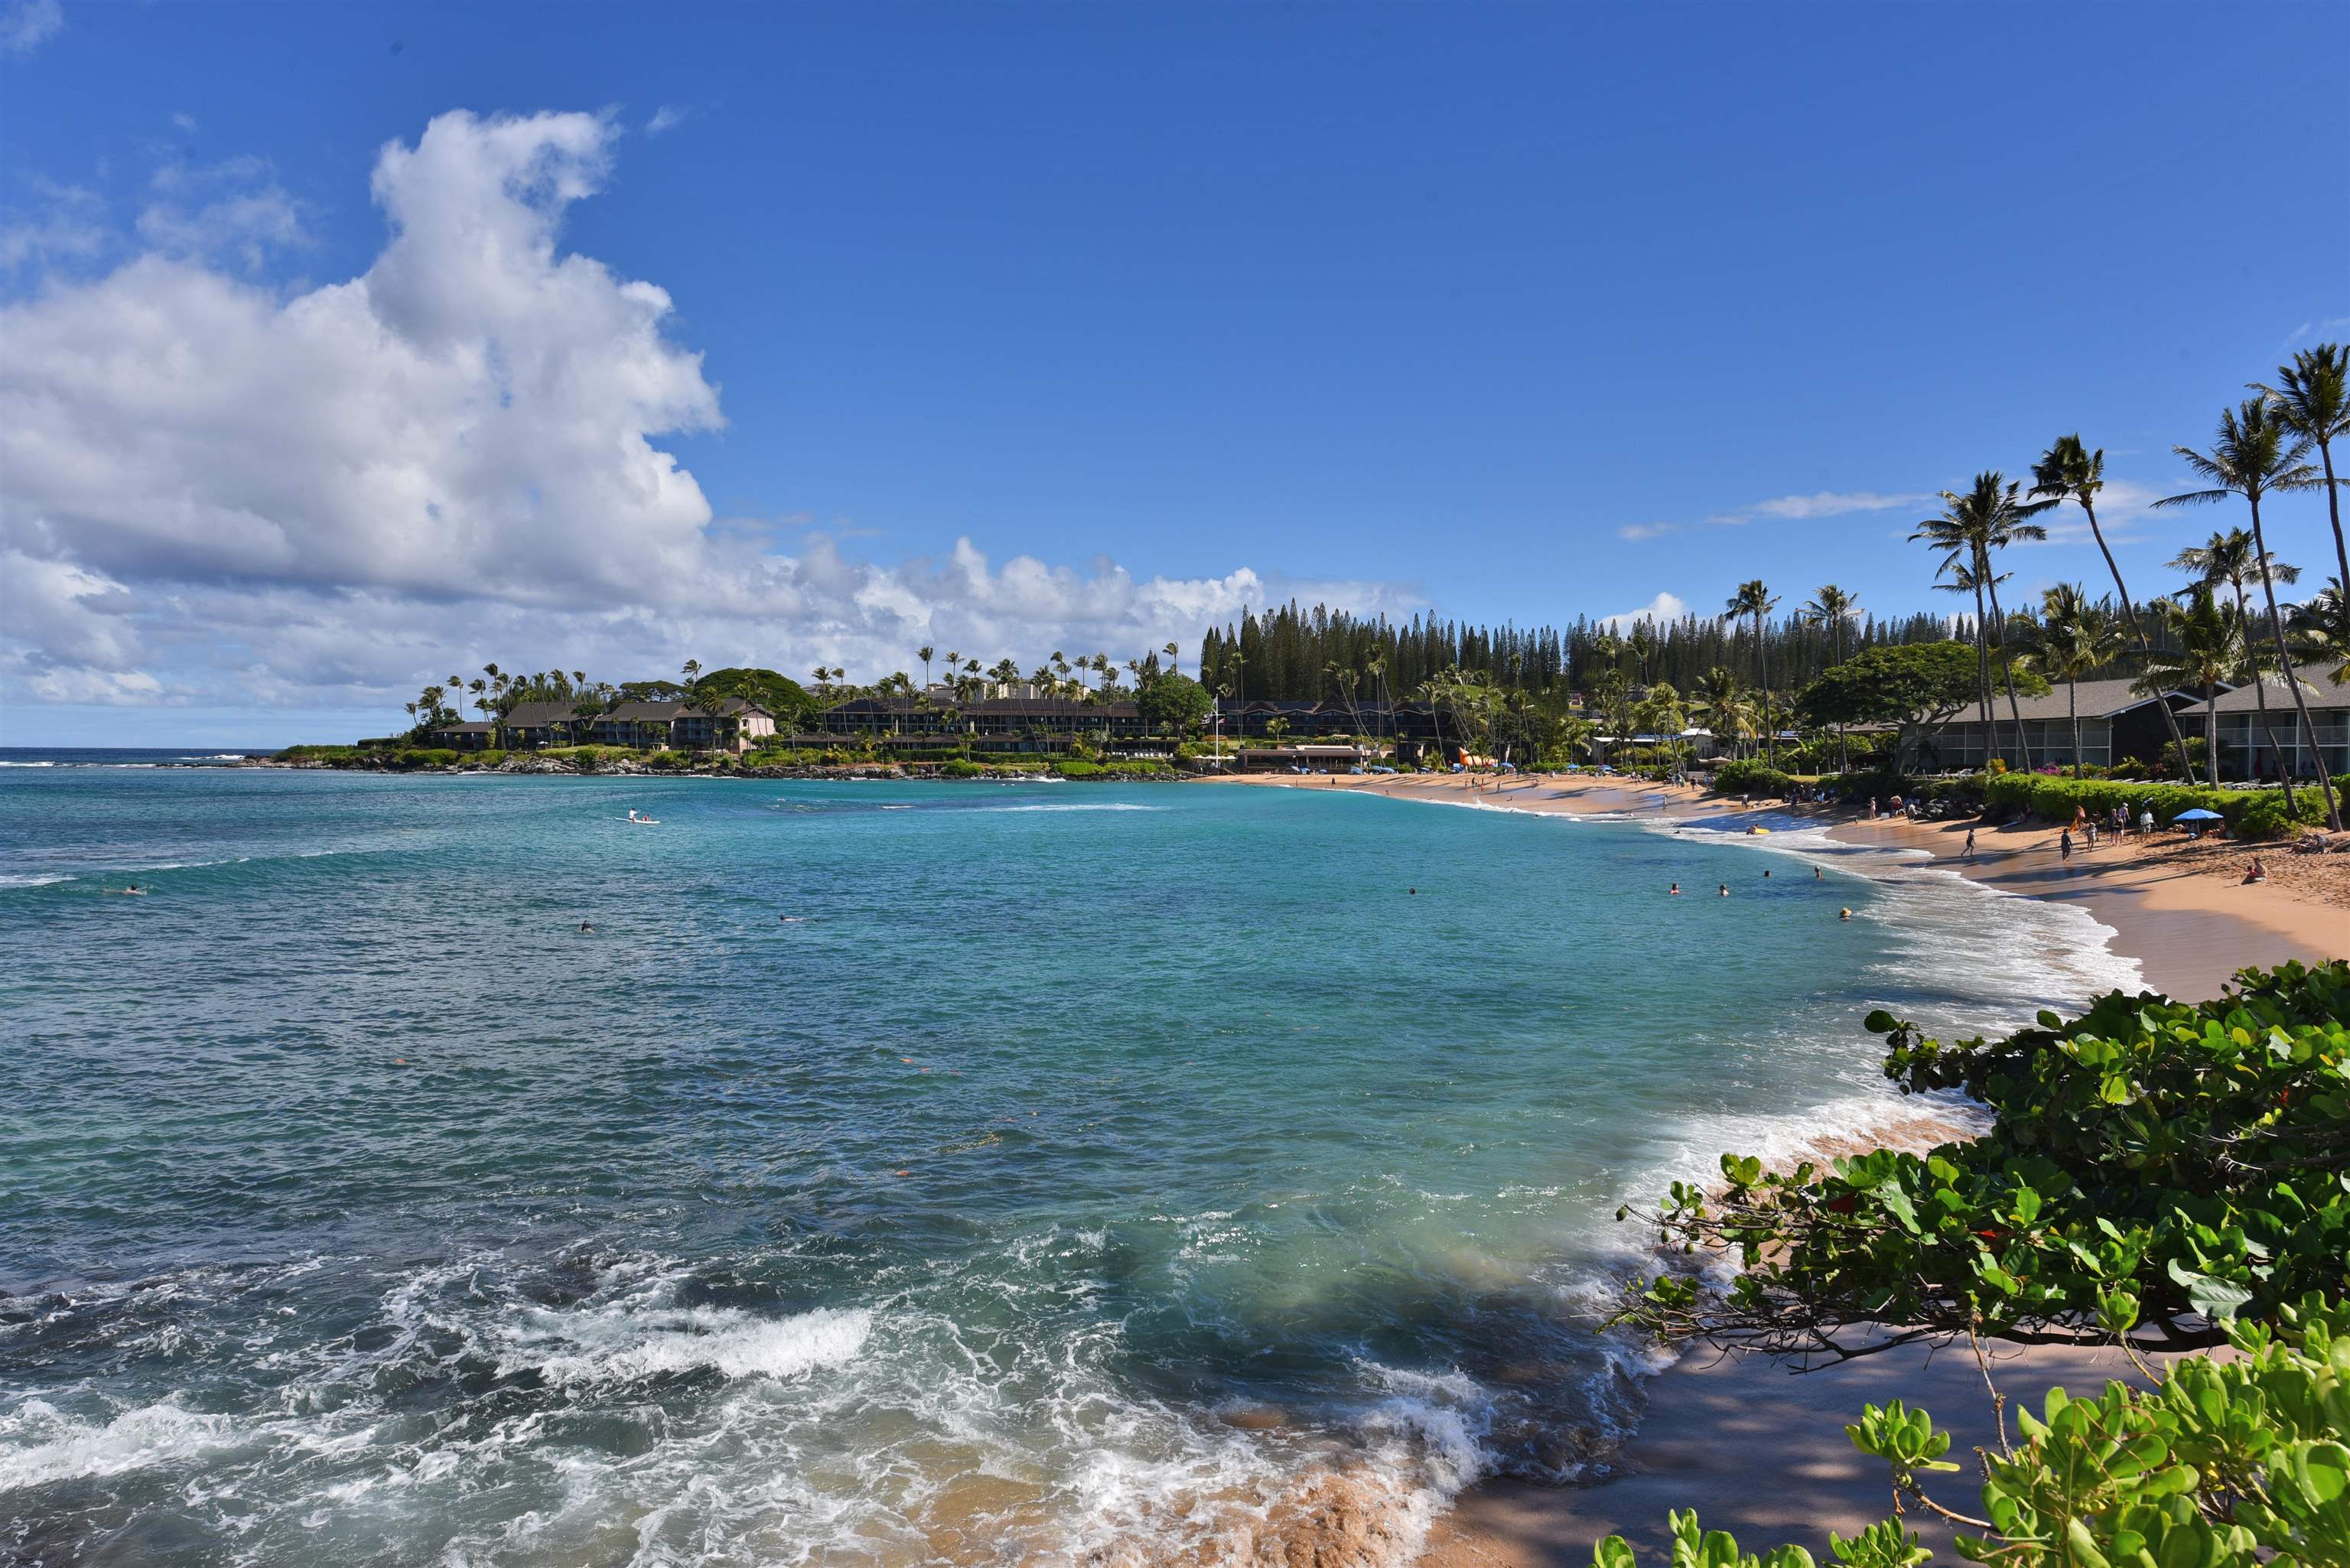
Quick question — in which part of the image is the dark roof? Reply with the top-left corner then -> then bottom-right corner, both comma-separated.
1937,678 -> 2205,724
500,700 -> 592,727
602,701 -> 688,721
2209,663 -> 2348,714
432,721 -> 494,734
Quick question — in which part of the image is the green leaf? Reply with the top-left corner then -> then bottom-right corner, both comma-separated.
2166,1257 -> 2255,1321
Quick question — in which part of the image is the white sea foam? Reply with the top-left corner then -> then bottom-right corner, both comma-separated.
500,1303 -> 874,1387
0,1399 -> 243,1490
0,873 -> 72,887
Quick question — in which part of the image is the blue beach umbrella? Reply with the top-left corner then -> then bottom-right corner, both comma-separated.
2173,808 -> 2223,821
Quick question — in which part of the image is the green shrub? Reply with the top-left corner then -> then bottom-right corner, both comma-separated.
1600,1296 -> 2350,1568
466,748 -> 508,769
938,759 -> 985,778
646,750 -> 690,771
392,747 -> 461,769
2159,734 -> 2212,778
1712,759 -> 1794,798
1981,772 -> 2333,836
1608,961 -> 2350,1566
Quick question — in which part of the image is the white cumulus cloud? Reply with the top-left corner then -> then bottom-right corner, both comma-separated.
1599,592 -> 1688,630
0,109 -> 1409,720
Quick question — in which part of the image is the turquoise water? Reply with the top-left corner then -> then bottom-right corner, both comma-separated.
0,763 -> 2137,1566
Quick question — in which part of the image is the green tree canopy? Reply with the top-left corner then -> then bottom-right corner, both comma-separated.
690,667 -> 815,725
1135,671 -> 1211,737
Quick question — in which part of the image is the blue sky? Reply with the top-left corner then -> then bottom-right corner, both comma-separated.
2,0 -> 2345,745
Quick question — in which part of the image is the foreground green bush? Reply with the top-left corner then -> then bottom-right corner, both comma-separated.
1597,1296 -> 2350,1567
1624,960 -> 2349,1355
1605,962 -> 2350,1565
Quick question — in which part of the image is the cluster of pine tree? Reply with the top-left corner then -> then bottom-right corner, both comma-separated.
1193,602 -> 1967,703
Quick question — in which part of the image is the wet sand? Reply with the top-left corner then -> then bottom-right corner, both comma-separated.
1208,771 -> 2342,1563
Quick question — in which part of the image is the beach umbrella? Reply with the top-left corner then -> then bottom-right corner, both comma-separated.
2173,808 -> 2223,821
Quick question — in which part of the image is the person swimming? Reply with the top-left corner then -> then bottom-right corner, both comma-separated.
1813,866 -> 1822,880
1717,883 -> 1730,896
578,921 -> 594,933
1669,883 -> 1681,895
120,883 -> 144,896
1839,907 -> 1852,921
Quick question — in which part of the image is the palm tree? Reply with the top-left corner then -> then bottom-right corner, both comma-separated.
694,683 -> 731,756
1163,641 -> 1180,677
2254,344 -> 2348,596
2035,584 -> 2123,779
2291,579 -> 2349,685
2033,434 -> 2199,785
1688,665 -> 1740,755
917,646 -> 935,691
1802,585 -> 1859,769
2170,528 -> 2300,796
1914,475 -> 2049,769
2137,586 -> 2243,788
1636,681 -> 1685,774
1720,581 -> 1781,763
2156,399 -> 2338,830
1931,558 -> 2010,765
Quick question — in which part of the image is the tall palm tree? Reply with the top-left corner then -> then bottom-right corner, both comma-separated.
1163,641 -> 1180,677
917,646 -> 935,691
2035,584 -> 2124,779
1721,581 -> 1780,763
2156,399 -> 2338,830
1930,558 -> 2008,766
1690,665 -> 1746,761
1365,652 -> 1391,752
2169,528 -> 2300,796
2254,344 -> 2348,597
2291,579 -> 2349,685
1914,475 -> 2049,770
2137,586 -> 2243,788
1802,585 -> 1859,769
1636,681 -> 1685,774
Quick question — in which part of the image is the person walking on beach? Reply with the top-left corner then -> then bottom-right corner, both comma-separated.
2140,807 -> 2155,838
2060,828 -> 2073,862
1963,828 -> 1976,862
2086,820 -> 2098,851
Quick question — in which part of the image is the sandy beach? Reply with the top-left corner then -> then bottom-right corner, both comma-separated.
1207,771 -> 2343,1563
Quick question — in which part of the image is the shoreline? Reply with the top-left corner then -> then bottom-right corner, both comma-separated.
1207,770 -> 2341,1000
1209,771 -> 2342,1564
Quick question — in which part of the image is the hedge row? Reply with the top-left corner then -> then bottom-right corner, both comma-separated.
1982,771 -> 2348,840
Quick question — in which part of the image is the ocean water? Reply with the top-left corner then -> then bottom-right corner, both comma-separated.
0,763 -> 2140,1566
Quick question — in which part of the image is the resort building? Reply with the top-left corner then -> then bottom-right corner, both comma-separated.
2212,664 -> 2350,780
811,697 -> 1151,742
1915,680 -> 2203,772
426,720 -> 496,750
427,698 -> 777,753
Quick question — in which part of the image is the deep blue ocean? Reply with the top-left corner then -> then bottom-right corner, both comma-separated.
0,753 -> 2138,1566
